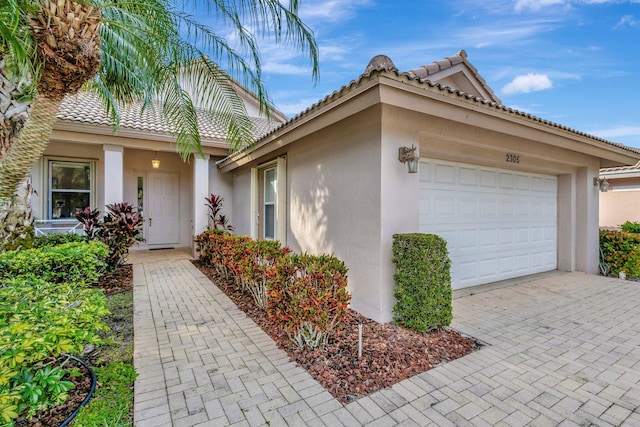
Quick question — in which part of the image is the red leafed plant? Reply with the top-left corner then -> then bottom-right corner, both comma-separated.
194,232 -> 352,349
269,253 -> 351,349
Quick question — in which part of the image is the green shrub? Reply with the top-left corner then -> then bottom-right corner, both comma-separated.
33,232 -> 85,248
392,233 -> 452,332
269,253 -> 351,349
0,241 -> 108,284
599,229 -> 640,277
0,275 -> 108,424
621,221 -> 640,233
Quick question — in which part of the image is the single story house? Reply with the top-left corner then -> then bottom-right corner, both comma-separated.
32,50 -> 640,322
599,164 -> 640,228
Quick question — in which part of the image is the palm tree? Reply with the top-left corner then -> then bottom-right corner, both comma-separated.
0,55 -> 34,248
0,0 -> 319,201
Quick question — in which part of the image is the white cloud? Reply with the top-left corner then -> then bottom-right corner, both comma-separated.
299,0 -> 372,24
273,97 -> 321,116
590,126 -> 640,138
502,73 -> 553,94
515,0 -> 640,11
515,0 -> 565,12
615,15 -> 640,28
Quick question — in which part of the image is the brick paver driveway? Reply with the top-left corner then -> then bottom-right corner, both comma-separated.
132,250 -> 640,426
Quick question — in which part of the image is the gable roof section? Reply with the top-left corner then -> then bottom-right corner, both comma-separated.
600,162 -> 640,177
55,91 -> 284,143
407,50 -> 501,104
218,51 -> 640,170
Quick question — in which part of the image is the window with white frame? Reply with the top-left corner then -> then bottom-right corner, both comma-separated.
252,157 -> 286,242
263,167 -> 277,240
48,160 -> 94,219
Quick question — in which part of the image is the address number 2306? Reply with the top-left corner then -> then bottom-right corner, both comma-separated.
506,153 -> 520,164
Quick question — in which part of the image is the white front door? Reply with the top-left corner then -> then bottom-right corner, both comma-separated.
419,159 -> 558,290
148,172 -> 180,245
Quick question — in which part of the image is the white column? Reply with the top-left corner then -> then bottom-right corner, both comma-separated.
103,145 -> 123,210
193,154 -> 210,239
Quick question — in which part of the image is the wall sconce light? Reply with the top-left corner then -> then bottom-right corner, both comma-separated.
593,176 -> 609,192
399,145 -> 419,173
151,152 -> 160,169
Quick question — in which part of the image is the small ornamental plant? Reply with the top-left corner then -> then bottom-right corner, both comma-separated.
74,202 -> 144,270
269,253 -> 351,349
195,232 -> 351,349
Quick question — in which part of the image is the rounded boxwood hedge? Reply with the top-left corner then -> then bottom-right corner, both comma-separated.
392,233 -> 452,332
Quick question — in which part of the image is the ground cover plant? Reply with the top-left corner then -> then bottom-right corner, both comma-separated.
195,231 -> 476,403
0,237 -> 135,426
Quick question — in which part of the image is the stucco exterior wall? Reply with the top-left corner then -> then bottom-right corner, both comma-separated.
231,169 -> 254,236
208,159 -> 234,227
285,108 -> 384,320
600,188 -> 640,228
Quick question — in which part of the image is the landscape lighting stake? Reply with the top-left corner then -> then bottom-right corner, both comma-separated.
358,320 -> 363,358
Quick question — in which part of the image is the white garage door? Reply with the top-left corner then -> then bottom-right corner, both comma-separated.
419,159 -> 557,290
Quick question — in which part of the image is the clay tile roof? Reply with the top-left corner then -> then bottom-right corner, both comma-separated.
245,54 -> 640,158
56,91 -> 275,141
601,162 -> 640,173
407,50 -> 469,78
406,50 -> 500,103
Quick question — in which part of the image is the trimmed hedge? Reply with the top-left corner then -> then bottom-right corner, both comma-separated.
392,233 -> 452,332
599,229 -> 640,277
0,241 -> 108,284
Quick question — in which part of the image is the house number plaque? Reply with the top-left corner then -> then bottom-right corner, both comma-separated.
505,153 -> 520,164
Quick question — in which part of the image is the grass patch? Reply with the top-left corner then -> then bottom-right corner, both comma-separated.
71,363 -> 136,427
72,289 -> 136,426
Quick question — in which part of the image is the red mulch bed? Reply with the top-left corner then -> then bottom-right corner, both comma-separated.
14,265 -> 133,426
193,260 -> 477,403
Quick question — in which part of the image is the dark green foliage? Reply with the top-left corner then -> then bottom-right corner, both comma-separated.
33,232 -> 85,248
0,241 -> 108,284
392,233 -> 452,332
599,229 -> 640,277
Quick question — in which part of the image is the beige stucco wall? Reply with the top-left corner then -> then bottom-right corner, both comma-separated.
600,189 -> 640,228
286,108 -> 384,320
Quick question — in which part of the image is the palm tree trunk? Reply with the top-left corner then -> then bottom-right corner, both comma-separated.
0,179 -> 34,250
0,94 -> 59,199
0,56 -> 35,249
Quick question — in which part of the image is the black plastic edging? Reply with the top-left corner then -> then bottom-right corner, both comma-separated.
59,355 -> 97,427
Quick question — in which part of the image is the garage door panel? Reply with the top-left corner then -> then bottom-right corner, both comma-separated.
420,159 -> 558,290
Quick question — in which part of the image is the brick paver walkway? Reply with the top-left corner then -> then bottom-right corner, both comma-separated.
133,250 -> 640,426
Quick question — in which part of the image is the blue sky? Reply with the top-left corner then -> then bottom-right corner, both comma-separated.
240,0 -> 640,148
